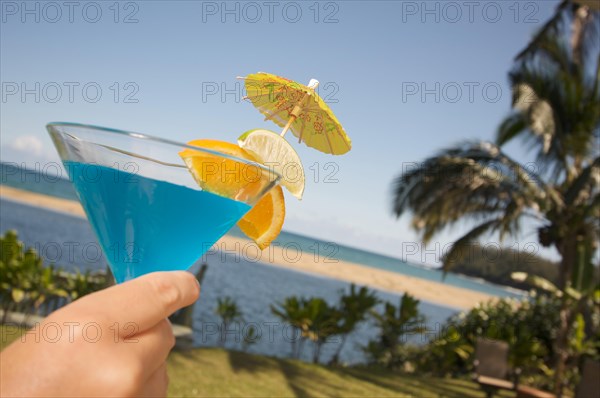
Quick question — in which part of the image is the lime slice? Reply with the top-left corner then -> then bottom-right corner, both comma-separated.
238,129 -> 305,200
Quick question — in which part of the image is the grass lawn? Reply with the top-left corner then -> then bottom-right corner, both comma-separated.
1,325 -> 515,397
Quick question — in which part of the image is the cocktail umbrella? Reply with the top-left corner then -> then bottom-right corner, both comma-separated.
238,72 -> 351,155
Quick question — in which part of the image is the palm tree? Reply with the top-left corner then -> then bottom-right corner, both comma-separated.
302,297 -> 341,363
271,296 -> 341,363
242,325 -> 257,352
271,296 -> 307,358
364,293 -> 426,368
391,2 -> 599,393
215,296 -> 243,346
330,284 -> 379,365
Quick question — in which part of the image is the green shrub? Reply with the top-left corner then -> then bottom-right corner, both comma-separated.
417,292 -> 600,391
363,293 -> 426,369
0,230 -> 109,321
271,296 -> 341,363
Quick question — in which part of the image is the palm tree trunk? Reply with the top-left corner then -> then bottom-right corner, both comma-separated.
330,334 -> 348,365
297,337 -> 306,359
553,300 -> 571,397
291,329 -> 297,358
553,239 -> 576,396
313,341 -> 322,364
1,300 -> 12,324
220,321 -> 228,347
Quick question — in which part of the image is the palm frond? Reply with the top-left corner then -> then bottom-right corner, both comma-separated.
505,4 -> 600,181
564,156 -> 600,205
392,142 -> 551,244
441,218 -> 502,273
496,113 -> 528,147
515,0 -> 570,61
516,1 -> 599,62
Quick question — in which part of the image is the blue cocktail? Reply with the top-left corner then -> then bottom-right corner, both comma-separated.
48,123 -> 280,282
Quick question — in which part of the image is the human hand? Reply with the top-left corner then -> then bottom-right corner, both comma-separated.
0,271 -> 200,397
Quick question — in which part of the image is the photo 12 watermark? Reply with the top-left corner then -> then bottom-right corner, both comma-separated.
1,162 -> 141,183
399,1 -> 540,24
1,1 -> 140,24
400,160 -> 543,184
201,80 -> 340,104
400,240 -> 542,265
401,81 -> 503,104
2,321 -> 140,344
203,240 -> 339,265
200,1 -> 340,24
1,82 -> 140,104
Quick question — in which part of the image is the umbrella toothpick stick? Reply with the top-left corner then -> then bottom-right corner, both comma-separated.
280,98 -> 306,138
280,116 -> 296,137
280,79 -> 319,138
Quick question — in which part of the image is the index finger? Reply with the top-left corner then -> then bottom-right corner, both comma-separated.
75,271 -> 200,334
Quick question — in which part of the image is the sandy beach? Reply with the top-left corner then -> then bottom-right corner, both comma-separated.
0,185 -> 496,310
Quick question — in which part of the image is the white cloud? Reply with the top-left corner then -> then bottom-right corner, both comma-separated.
9,135 -> 44,157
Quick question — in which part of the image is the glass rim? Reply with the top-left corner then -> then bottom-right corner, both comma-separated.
46,121 -> 283,181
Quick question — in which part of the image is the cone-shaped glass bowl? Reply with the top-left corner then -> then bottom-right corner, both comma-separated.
47,122 -> 281,283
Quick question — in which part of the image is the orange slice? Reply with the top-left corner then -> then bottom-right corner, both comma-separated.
237,185 -> 285,250
180,139 -> 285,249
179,140 -> 262,200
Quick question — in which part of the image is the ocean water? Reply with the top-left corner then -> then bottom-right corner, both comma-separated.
0,162 -> 78,200
0,162 -> 523,298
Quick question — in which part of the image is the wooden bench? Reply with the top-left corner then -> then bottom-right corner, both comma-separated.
473,338 -> 520,398
516,385 -> 556,398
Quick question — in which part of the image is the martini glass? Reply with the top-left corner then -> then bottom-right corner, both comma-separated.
47,122 -> 281,283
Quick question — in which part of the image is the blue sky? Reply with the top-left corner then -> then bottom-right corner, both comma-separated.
0,0 -> 561,264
